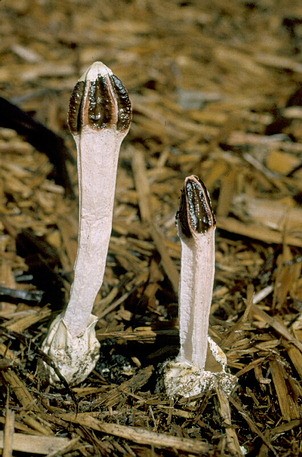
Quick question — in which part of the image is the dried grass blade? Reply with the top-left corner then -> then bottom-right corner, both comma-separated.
2,370 -> 40,412
60,413 -> 210,454
132,147 -> 179,292
3,409 -> 14,457
0,431 -> 71,455
216,388 -> 243,456
269,359 -> 301,421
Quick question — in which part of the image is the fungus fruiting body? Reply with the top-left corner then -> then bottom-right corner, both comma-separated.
42,62 -> 132,385
163,176 -> 236,398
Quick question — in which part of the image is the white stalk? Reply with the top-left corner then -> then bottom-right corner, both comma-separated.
164,176 -> 236,398
178,223 -> 215,370
42,62 -> 131,385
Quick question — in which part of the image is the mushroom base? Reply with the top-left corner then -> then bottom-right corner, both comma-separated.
41,313 -> 100,385
163,337 -> 237,398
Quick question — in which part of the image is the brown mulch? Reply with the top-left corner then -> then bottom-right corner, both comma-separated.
1,0 -> 302,455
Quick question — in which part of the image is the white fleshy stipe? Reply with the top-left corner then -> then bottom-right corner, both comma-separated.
41,313 -> 100,385
178,230 -> 215,371
62,129 -> 123,338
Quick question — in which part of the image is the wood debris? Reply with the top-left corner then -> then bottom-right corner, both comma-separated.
0,0 -> 302,455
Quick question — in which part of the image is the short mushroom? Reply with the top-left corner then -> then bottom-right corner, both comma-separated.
163,175 -> 236,398
42,61 -> 132,385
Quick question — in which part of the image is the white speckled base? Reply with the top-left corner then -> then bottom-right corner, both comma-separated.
163,337 -> 237,398
41,313 -> 100,385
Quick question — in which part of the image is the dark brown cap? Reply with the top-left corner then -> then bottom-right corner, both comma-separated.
177,175 -> 216,238
68,62 -> 132,135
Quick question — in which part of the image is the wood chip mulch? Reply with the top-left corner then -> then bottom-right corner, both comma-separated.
0,1 -> 302,456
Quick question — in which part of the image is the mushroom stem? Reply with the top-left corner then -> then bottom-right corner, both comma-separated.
163,175 -> 236,398
177,176 -> 216,370
41,62 -> 131,385
63,62 -> 131,337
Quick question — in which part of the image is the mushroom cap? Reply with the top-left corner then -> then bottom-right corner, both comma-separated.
68,61 -> 132,135
79,61 -> 113,82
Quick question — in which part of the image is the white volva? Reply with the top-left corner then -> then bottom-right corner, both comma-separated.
42,62 -> 132,385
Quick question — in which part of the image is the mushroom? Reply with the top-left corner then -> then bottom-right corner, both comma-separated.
42,62 -> 132,385
163,175 -> 236,398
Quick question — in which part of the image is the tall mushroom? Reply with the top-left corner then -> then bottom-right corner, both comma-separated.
42,62 -> 132,385
163,176 -> 236,398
